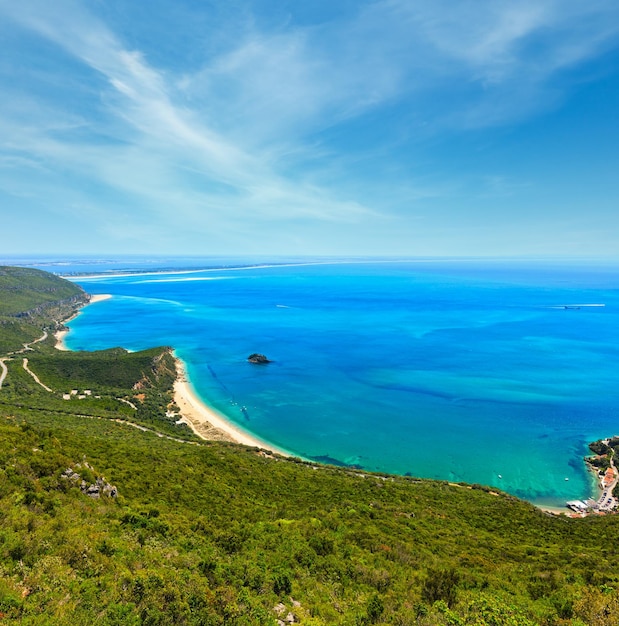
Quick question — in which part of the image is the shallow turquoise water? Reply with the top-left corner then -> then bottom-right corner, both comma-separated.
63,260 -> 619,506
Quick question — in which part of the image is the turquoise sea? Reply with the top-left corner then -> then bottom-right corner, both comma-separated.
53,259 -> 619,507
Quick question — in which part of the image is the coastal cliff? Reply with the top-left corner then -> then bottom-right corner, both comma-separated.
0,266 -> 88,353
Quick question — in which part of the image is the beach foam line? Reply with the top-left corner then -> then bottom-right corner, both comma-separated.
173,356 -> 295,457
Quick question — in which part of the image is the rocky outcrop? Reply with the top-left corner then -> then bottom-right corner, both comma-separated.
248,353 -> 271,364
272,599 -> 302,624
61,462 -> 118,499
13,294 -> 88,319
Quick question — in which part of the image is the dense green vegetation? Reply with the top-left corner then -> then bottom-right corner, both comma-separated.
0,347 -> 196,441
0,266 -> 87,353
27,346 -> 176,391
587,439 -> 619,500
0,321 -> 43,355
0,266 -> 84,317
1,267 -> 619,625
588,438 -> 619,462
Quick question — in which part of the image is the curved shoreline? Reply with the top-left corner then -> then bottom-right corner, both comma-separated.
55,294 -> 113,350
172,356 -> 295,457
56,292 -> 295,457
56,290 -> 600,512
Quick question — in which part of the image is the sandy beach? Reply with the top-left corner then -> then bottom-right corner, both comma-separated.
52,288 -> 598,508
537,504 -> 570,516
54,329 -> 71,351
89,293 -> 113,304
173,357 -> 291,455
54,294 -> 112,350
54,291 -> 290,456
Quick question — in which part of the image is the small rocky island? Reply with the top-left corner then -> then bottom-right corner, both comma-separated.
247,353 -> 271,364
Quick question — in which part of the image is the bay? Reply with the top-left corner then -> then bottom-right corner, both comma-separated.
62,259 -> 619,507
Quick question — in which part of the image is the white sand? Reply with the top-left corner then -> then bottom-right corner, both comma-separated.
89,294 -> 113,303
54,329 -> 71,351
537,504 -> 570,515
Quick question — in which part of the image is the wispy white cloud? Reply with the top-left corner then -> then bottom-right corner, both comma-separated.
172,0 -> 619,145
0,0 -> 618,254
0,0 -> 376,237
372,0 -> 619,126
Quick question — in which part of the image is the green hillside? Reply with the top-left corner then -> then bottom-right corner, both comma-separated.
0,266 -> 88,354
0,266 -> 84,317
1,267 -> 618,625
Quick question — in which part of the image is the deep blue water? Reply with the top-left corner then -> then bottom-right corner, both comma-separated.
60,260 -> 619,506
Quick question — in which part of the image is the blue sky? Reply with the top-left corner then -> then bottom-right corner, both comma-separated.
1,0 -> 618,257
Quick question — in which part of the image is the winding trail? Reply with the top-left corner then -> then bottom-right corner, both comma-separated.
1,327 -> 225,449
109,418 -> 200,445
1,330 -> 50,391
0,395 -> 201,446
0,359 -> 8,390
23,330 -> 48,351
22,358 -> 53,392
118,398 -> 138,410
